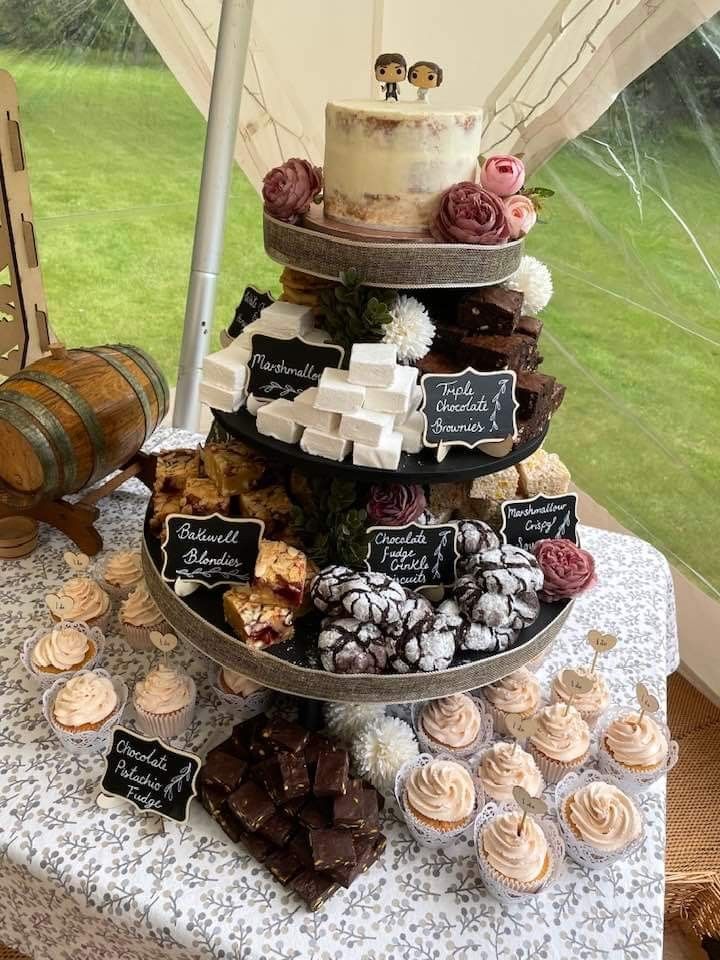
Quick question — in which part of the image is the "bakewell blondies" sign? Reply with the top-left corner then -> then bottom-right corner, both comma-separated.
161,513 -> 264,588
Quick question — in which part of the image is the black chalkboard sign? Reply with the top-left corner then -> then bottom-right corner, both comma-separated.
420,368 -> 518,452
227,286 -> 275,338
247,334 -> 344,401
366,522 -> 458,589
500,493 -> 579,551
100,726 -> 201,823
161,513 -> 263,588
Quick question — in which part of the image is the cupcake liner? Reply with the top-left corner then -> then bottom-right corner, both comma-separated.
42,669 -> 128,756
120,619 -> 169,653
394,752 -> 483,847
481,699 -> 543,738
555,769 -> 646,868
22,622 -> 105,689
99,574 -> 143,603
473,740 -> 546,805
527,741 -> 592,785
412,695 -> 493,761
52,605 -> 113,635
549,677 -> 609,731
133,676 -> 197,742
208,662 -> 272,719
596,706 -> 678,794
473,801 -> 565,905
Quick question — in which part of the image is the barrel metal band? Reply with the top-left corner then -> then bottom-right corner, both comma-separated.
92,347 -> 152,437
17,370 -> 107,483
0,389 -> 77,491
112,344 -> 169,422
0,397 -> 60,497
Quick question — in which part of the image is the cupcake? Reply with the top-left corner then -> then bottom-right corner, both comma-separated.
527,703 -> 591,784
28,622 -> 100,680
477,809 -> 552,894
100,549 -> 143,600
557,772 -> 644,867
597,708 -> 677,792
210,663 -> 270,719
415,694 -> 489,758
550,665 -> 609,729
403,757 -> 477,836
479,668 -> 542,736
53,577 -> 111,632
133,662 -> 196,740
476,741 -> 544,803
119,583 -> 168,651
44,669 -> 127,755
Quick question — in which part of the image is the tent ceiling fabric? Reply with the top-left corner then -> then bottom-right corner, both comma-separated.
126,0 -> 720,188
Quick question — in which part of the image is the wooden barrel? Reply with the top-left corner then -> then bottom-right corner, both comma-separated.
0,344 -> 168,508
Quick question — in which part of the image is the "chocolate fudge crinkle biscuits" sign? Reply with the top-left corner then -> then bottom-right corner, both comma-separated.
161,513 -> 264,588
366,522 -> 458,589
248,334 -> 344,401
500,493 -> 579,551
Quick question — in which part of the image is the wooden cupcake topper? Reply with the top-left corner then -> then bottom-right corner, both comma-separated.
587,629 -> 617,674
64,551 -> 90,574
561,668 -> 594,716
150,631 -> 178,666
635,682 -> 660,725
45,592 -> 75,620
505,713 -> 540,754
512,784 -> 548,835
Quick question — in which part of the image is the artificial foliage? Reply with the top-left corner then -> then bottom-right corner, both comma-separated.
319,269 -> 395,355
291,476 -> 369,567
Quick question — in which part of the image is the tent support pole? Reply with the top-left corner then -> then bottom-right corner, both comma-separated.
173,0 -> 254,430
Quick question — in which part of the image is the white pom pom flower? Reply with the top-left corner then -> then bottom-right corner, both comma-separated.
352,716 -> 419,796
504,255 -> 553,315
323,702 -> 385,745
383,295 -> 435,362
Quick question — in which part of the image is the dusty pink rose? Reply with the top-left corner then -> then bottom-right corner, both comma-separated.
430,182 -> 510,245
504,194 -> 537,239
262,157 -> 322,223
367,484 -> 427,527
480,155 -> 526,197
534,539 -> 597,602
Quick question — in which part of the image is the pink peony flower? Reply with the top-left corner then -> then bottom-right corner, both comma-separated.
367,484 -> 427,527
534,539 -> 597,602
480,155 -> 526,197
430,182 -> 510,245
262,157 -> 322,223
504,194 -> 537,239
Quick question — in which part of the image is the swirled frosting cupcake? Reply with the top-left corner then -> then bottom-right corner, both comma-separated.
119,583 -> 167,651
419,694 -> 483,754
405,758 -> 476,832
528,703 -> 591,783
602,712 -> 668,772
477,741 -> 544,802
101,550 -> 143,600
53,671 -> 118,732
133,663 -> 196,739
54,578 -> 111,631
480,810 -> 551,892
480,668 -> 541,735
219,669 -> 265,698
32,624 -> 96,675
563,781 -> 642,852
551,666 -> 609,728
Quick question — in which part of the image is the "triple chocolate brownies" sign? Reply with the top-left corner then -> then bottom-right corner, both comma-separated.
500,493 -> 579,551
366,522 -> 458,589
161,513 -> 264,588
248,334 -> 344,401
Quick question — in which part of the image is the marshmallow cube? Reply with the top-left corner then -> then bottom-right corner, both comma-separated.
199,381 -> 246,412
292,387 -> 341,432
315,368 -> 366,413
353,431 -> 403,470
202,346 -> 250,391
300,427 -> 352,462
304,327 -> 332,344
246,395 -> 270,416
363,364 -> 418,414
259,301 -> 315,337
257,399 -> 304,444
348,342 -> 398,387
339,408 -> 395,445
399,410 -> 425,454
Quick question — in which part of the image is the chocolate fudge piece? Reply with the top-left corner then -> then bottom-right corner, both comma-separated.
277,752 -> 311,800
460,332 -> 539,373
327,834 -> 385,888
238,830 -> 275,863
239,485 -> 294,538
231,717 -> 265,757
333,779 -> 365,828
257,811 -> 295,847
288,829 -> 314,868
310,828 -> 356,871
216,809 -> 244,843
283,796 -> 306,817
223,589 -> 294,649
290,870 -> 339,912
154,448 -> 201,493
201,751 -> 247,793
262,718 -> 309,754
298,800 -> 332,831
200,782 -> 228,818
355,788 -> 381,837
304,734 -> 336,770
314,749 -> 349,797
201,441 -> 268,495
457,287 -> 523,334
266,849 -> 304,885
516,315 -> 543,340
516,371 -> 557,421
227,781 -> 276,831
181,477 -> 231,517
149,491 -> 184,536
253,540 -> 308,608
252,756 -> 285,802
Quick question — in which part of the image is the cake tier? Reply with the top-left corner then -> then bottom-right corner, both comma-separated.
323,100 -> 483,234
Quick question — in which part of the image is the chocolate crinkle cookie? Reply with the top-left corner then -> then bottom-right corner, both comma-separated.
318,617 -> 388,674
310,565 -> 357,613
439,598 -> 520,653
386,590 -> 434,640
456,520 -> 499,558
460,545 -> 543,595
339,572 -> 406,625
388,611 -> 458,673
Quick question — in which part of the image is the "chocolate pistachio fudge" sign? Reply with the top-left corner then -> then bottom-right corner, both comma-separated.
161,513 -> 264,588
500,493 -> 579,551
228,285 -> 275,338
366,522 -> 458,589
420,368 -> 518,454
248,334 -> 344,401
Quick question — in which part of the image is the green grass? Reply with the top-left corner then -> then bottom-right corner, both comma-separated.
4,52 -> 720,597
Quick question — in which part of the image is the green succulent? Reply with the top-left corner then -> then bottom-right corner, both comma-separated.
290,476 -> 368,568
319,269 -> 395,356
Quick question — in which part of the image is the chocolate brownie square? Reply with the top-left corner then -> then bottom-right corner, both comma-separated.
418,350 -> 460,376
227,781 -> 276,831
310,828 -> 356,871
460,332 -> 539,373
314,749 -> 349,797
516,315 -> 543,340
457,287 -> 523,334
516,371 -> 557,421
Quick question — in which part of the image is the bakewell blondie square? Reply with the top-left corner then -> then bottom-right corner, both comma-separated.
223,589 -> 295,648
202,441 -> 269,496
240,485 -> 294,538
253,540 -> 308,609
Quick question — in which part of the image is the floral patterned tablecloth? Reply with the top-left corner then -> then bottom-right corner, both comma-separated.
0,429 -> 678,960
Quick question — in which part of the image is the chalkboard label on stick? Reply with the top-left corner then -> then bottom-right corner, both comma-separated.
99,726 -> 201,824
247,334 -> 344,401
161,513 -> 264,588
420,368 -> 518,453
500,493 -> 579,551
228,286 -> 275,338
366,522 -> 458,589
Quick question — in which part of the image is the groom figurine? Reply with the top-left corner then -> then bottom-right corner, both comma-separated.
374,53 -> 407,101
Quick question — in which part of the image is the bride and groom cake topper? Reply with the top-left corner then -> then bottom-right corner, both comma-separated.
374,53 -> 443,101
